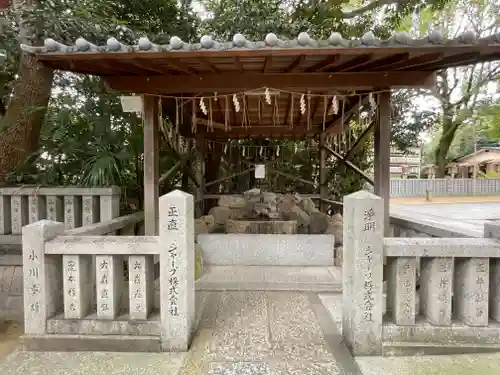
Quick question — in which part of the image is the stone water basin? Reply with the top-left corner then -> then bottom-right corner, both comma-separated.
225,219 -> 297,234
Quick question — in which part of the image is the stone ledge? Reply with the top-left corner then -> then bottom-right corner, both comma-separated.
47,312 -> 161,336
196,280 -> 342,292
382,341 -> 500,356
384,237 -> 500,257
383,321 -> 500,344
22,334 -> 162,352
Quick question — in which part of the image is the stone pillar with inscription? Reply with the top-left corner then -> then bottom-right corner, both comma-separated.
82,196 -> 100,226
128,255 -> 154,320
342,190 -> 384,356
0,195 -> 11,234
454,258 -> 489,326
159,190 -> 195,351
28,196 -> 46,224
63,255 -> 92,319
95,255 -> 123,319
485,222 -> 500,323
420,257 -> 453,326
11,195 -> 29,234
23,220 -> 65,335
387,257 -> 417,325
64,196 -> 82,229
46,196 -> 64,222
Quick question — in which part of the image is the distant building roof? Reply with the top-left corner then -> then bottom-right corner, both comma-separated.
453,147 -> 500,164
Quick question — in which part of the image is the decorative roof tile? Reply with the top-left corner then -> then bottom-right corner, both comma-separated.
21,30 -> 500,55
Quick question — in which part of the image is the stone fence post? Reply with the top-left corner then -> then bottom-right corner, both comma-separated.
159,190 -> 195,351
342,190 -> 384,356
23,220 -> 65,335
485,222 -> 500,322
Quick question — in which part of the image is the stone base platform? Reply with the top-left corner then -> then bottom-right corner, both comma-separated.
22,334 -> 162,352
197,234 -> 335,266
195,265 -> 342,292
226,219 -> 297,234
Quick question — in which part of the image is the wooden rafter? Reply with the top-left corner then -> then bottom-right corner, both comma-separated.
286,55 -> 305,72
323,144 -> 373,185
105,72 -> 436,94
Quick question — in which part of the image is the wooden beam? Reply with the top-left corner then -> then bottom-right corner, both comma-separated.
263,56 -> 273,72
306,56 -> 339,72
159,161 -> 181,185
344,120 -> 375,160
199,57 -> 221,73
195,136 -> 206,217
323,145 -> 374,185
286,55 -> 305,72
105,72 -> 436,94
269,167 -> 316,187
319,133 -> 327,212
368,53 -> 443,71
205,167 -> 256,188
143,95 -> 159,235
233,57 -> 244,72
325,96 -> 367,134
374,91 -> 391,235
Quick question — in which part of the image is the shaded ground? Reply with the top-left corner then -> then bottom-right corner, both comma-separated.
0,321 -> 22,361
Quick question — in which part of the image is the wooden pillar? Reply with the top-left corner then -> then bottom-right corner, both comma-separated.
143,95 -> 159,236
374,91 -> 391,235
196,136 -> 206,217
319,133 -> 327,213
181,139 -> 191,193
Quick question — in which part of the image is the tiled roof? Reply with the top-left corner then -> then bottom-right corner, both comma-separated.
21,30 -> 500,55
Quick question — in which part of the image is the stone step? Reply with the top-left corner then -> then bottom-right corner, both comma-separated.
383,341 -> 500,356
194,265 -> 342,292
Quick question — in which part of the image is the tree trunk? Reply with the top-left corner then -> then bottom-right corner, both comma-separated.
0,53 -> 54,185
434,117 -> 459,178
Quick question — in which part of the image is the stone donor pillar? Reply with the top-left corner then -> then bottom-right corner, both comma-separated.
342,190 -> 384,356
159,190 -> 195,351
23,220 -> 65,335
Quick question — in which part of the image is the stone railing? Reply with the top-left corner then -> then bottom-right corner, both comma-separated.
0,186 -> 121,253
22,190 -> 195,352
390,213 -> 473,238
341,190 -> 500,356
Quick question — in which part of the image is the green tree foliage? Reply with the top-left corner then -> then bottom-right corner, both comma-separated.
0,0 -> 457,208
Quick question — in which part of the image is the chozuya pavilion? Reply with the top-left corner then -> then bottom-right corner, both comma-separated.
21,30 -> 500,235
16,30 -> 500,356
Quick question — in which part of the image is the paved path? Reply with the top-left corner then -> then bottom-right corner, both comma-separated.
0,291 -> 359,375
391,201 -> 500,237
4,291 -> 500,374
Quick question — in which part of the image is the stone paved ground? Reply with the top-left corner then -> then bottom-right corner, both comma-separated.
0,291 -> 360,375
3,291 -> 500,374
356,353 -> 500,375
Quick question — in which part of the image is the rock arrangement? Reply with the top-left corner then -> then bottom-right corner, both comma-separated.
195,188 -> 343,246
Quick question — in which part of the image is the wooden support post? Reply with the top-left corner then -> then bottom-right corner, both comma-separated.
143,95 -> 160,236
196,137 -> 206,217
374,91 -> 391,236
319,134 -> 327,213
182,139 -> 192,193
